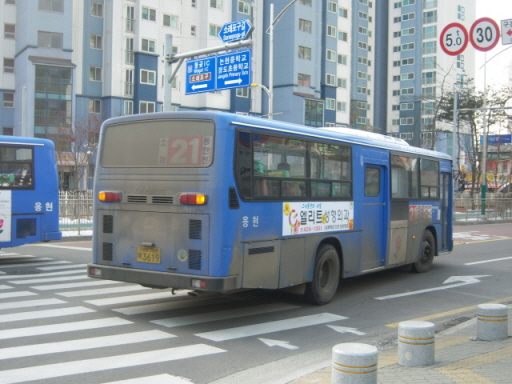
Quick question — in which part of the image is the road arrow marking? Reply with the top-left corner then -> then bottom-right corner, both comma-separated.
327,325 -> 365,336
224,78 -> 242,85
191,84 -> 208,90
375,275 -> 490,300
259,338 -> 299,350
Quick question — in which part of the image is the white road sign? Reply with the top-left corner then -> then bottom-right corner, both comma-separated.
470,17 -> 500,51
501,19 -> 512,45
440,22 -> 468,56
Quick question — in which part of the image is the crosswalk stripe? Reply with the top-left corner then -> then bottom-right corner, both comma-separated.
0,330 -> 176,360
0,317 -> 132,340
10,275 -> 89,284
196,313 -> 347,342
0,269 -> 86,280
0,344 -> 225,384
86,290 -> 188,307
57,284 -> 149,297
0,260 -> 71,269
0,291 -> 37,299
103,374 -> 193,384
32,280 -> 121,291
0,285 -> 13,290
0,306 -> 95,324
0,253 -> 28,257
0,298 -> 64,311
152,303 -> 300,328
37,264 -> 87,271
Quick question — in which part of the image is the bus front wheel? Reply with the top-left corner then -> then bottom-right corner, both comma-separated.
412,230 -> 435,273
304,244 -> 340,305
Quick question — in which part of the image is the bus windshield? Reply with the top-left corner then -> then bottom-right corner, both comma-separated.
100,119 -> 214,168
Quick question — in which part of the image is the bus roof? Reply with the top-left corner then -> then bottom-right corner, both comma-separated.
0,135 -> 55,148
101,111 -> 452,161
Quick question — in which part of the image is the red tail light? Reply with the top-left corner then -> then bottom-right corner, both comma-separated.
180,193 -> 207,205
98,191 -> 121,202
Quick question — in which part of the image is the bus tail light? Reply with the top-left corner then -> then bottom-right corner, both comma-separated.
98,191 -> 121,202
180,193 -> 207,205
89,267 -> 102,277
191,279 -> 207,289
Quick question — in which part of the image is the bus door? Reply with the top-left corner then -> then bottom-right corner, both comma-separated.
440,172 -> 452,251
361,165 -> 387,271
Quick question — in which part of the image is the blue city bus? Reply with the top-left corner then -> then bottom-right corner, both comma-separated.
0,136 -> 62,247
88,112 -> 453,304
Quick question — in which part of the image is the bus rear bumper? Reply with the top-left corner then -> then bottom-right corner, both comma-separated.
87,264 -> 238,292
44,231 -> 62,241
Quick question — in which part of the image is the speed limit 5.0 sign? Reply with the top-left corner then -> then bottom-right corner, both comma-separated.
470,17 -> 500,51
440,23 -> 469,56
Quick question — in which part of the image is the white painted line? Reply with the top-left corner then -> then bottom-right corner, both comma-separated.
103,374 -> 193,384
32,280 -> 121,291
0,285 -> 14,290
0,344 -> 225,384
0,306 -> 95,324
196,313 -> 347,342
0,298 -> 65,311
57,284 -> 148,297
0,253 -> 29,257
10,275 -> 89,284
0,317 -> 132,340
0,269 -> 86,280
0,260 -> 70,269
86,290 -> 188,306
464,256 -> 512,265
37,264 -> 87,271
34,243 -> 92,251
0,291 -> 37,299
152,304 -> 300,328
0,330 -> 176,360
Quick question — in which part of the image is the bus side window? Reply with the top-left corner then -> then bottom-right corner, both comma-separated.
254,160 -> 269,196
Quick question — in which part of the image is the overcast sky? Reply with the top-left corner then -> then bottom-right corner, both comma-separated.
475,0 -> 512,91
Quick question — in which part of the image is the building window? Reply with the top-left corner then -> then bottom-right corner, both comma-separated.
236,87 -> 249,97
299,19 -> 312,33
2,127 -> 14,135
401,43 -> 414,51
90,34 -> 103,50
326,74 -> 336,86
422,102 -> 434,115
327,1 -> 337,13
209,24 -> 222,37
402,58 -> 414,65
125,38 -> 134,64
163,14 -> 178,28
423,25 -> 436,39
422,87 -> 436,98
126,6 -> 135,32
298,73 -> 311,86
90,66 -> 102,82
457,55 -> 464,69
140,101 -> 155,114
392,90 -> 400,96
422,56 -> 436,69
298,46 -> 311,60
3,93 -> 14,108
327,25 -> 336,37
424,0 -> 437,8
358,11 -> 368,20
358,56 -> 369,65
338,78 -> 347,88
125,69 -> 133,96
140,69 -> 156,85
423,10 -> 437,24
401,103 -> 414,110
402,27 -> 415,36
401,73 -> 414,80
423,41 -> 436,54
357,86 -> 367,94
141,38 -> 156,53
210,0 -> 223,9
124,100 -> 133,115
338,8 -> 348,18
326,49 -> 336,61
3,58 -> 14,73
4,24 -> 15,39
91,2 -> 103,17
299,0 -> 312,6
422,72 -> 436,85
89,99 -> 101,114
191,25 -> 197,36
5,0 -> 16,5
457,6 -> 465,21
238,1 -> 250,14
326,98 -> 336,110
142,7 -> 156,21
401,87 -> 414,95
38,0 -> 63,12
402,13 -> 415,21
191,0 -> 196,7
37,31 -> 63,49
304,99 -> 323,127
400,118 -> 414,125
338,30 -> 348,41
337,102 -> 346,112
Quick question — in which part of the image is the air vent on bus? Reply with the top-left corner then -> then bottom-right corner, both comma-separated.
188,250 -> 202,270
102,242 -> 113,261
229,187 -> 240,209
127,195 -> 147,203
152,196 -> 173,204
102,215 -> 113,234
248,246 -> 275,255
189,219 -> 202,240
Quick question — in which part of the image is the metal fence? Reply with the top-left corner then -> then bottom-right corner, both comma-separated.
59,191 -> 93,235
454,195 -> 512,222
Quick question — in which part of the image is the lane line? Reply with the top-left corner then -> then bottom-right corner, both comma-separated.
104,374 -> 193,384
464,256 -> 512,265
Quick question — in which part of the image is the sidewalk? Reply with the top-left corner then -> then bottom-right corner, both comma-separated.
287,305 -> 512,384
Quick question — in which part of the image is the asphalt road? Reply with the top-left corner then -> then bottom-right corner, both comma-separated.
0,223 -> 511,384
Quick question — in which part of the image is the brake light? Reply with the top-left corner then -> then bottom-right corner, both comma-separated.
180,193 -> 207,205
98,191 -> 121,202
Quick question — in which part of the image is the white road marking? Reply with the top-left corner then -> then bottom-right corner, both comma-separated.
57,284 -> 149,297
0,298 -> 64,311
0,306 -> 95,324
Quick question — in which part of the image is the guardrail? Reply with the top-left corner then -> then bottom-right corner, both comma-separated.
59,191 -> 93,235
454,196 -> 512,221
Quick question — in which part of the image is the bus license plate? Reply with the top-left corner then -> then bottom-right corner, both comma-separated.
136,246 -> 161,264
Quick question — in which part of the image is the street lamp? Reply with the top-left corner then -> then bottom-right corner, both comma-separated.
251,83 -> 271,119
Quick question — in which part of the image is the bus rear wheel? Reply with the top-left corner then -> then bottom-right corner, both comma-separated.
412,230 -> 435,273
304,244 -> 340,305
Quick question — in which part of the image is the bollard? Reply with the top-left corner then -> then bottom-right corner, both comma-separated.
477,304 -> 509,341
332,343 -> 377,384
398,321 -> 435,367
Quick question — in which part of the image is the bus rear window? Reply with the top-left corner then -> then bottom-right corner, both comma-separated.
0,146 -> 33,189
100,119 -> 214,167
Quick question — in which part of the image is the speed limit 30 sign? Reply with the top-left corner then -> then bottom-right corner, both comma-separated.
440,22 -> 468,56
470,17 -> 500,51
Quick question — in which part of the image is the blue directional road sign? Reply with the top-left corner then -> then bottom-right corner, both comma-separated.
218,19 -> 253,43
185,56 -> 216,94
216,50 -> 251,91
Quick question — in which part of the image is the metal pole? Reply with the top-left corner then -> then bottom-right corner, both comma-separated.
163,34 -> 173,112
481,52 -> 488,217
268,4 -> 274,120
453,91 -> 458,171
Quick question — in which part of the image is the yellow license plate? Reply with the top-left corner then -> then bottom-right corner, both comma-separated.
136,246 -> 161,264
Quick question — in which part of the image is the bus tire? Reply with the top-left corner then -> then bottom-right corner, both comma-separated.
304,244 -> 340,305
412,230 -> 435,273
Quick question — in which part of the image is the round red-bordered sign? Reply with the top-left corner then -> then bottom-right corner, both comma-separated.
470,17 -> 500,52
440,22 -> 468,56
